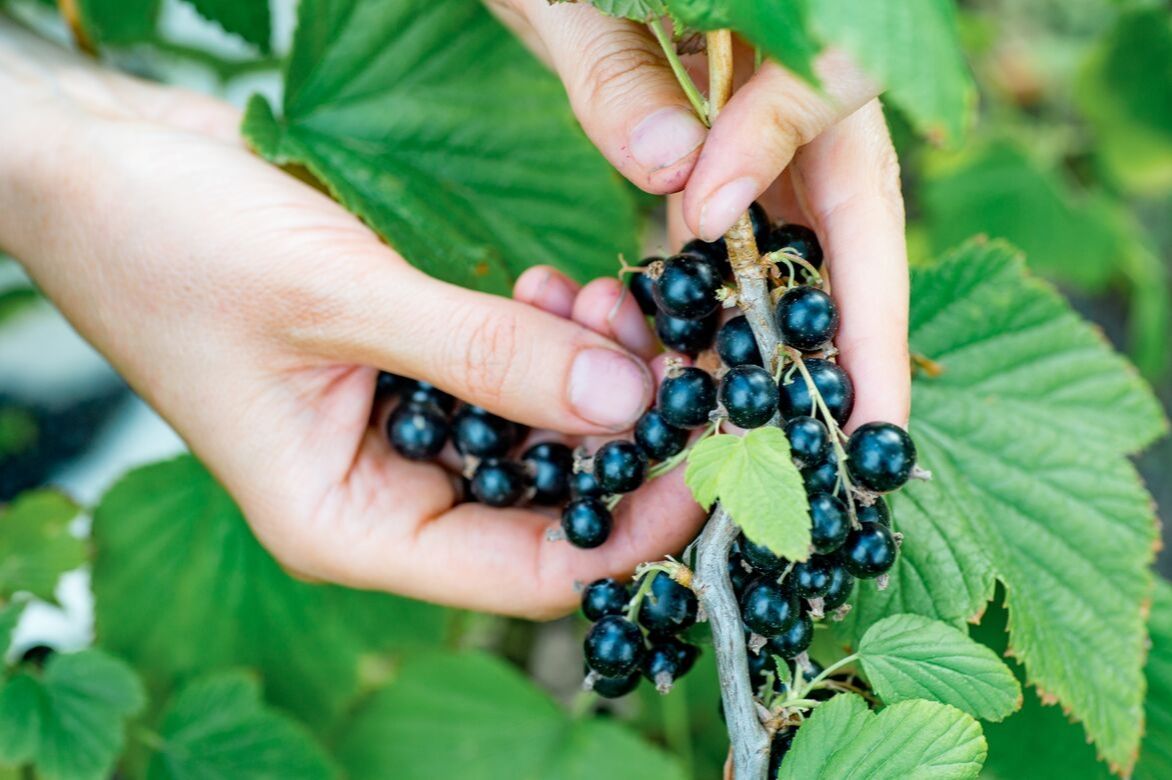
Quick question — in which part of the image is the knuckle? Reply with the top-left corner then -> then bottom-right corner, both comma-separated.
448,307 -> 525,405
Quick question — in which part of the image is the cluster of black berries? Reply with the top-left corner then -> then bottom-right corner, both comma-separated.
579,570 -> 701,698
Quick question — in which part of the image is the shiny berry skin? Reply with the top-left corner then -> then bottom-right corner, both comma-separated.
790,555 -> 833,599
747,646 -> 771,691
629,257 -> 660,315
856,497 -> 891,527
719,365 -> 779,429
778,358 -> 854,425
768,610 -> 814,658
375,371 -> 404,398
652,253 -> 723,320
571,469 -> 604,499
452,405 -> 517,458
562,498 -> 612,548
715,316 -> 763,368
403,380 -> 456,414
822,562 -> 856,609
727,552 -> 751,598
387,402 -> 448,461
740,580 -> 798,636
655,310 -> 719,356
593,670 -> 641,699
642,638 -> 700,686
809,492 -> 850,554
740,535 -> 786,575
846,422 -> 917,493
768,729 -> 796,779
776,286 -> 839,352
784,415 -> 830,466
584,615 -> 644,677
681,237 -> 731,279
801,456 -> 839,495
470,459 -> 528,507
748,201 -> 771,246
840,523 -> 898,579
638,571 -> 699,637
594,440 -> 647,494
657,367 -> 717,428
635,409 -> 689,461
582,578 -> 631,621
521,442 -> 574,505
762,223 -> 823,268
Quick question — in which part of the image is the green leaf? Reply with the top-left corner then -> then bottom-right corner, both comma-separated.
77,0 -> 160,45
92,456 -> 447,731
780,695 -> 986,780
844,240 -> 1166,772
857,614 -> 1021,722
665,0 -> 817,82
684,428 -> 809,561
0,491 -> 85,603
178,0 -> 271,53
0,650 -> 145,780
0,600 -> 26,660
572,0 -> 668,22
336,651 -> 685,780
147,671 -> 334,780
242,0 -> 639,296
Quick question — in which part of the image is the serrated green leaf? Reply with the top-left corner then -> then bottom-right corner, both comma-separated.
780,695 -> 986,780
0,650 -> 145,780
0,491 -> 85,603
336,651 -> 685,780
92,456 -> 447,731
665,0 -> 817,82
178,0 -> 271,53
571,0 -> 667,22
77,0 -> 160,45
242,0 -> 639,296
857,614 -> 1021,722
685,428 -> 809,561
147,671 -> 334,780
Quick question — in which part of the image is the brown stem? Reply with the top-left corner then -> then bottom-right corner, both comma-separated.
57,0 -> 95,55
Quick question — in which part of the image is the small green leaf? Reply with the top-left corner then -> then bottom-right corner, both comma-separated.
857,614 -> 1021,722
685,428 -> 809,561
0,491 -> 85,603
665,0 -> 817,82
780,695 -> 986,779
147,671 -> 334,780
178,0 -> 272,53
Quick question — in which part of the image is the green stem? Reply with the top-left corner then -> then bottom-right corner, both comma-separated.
570,690 -> 598,718
151,40 -> 281,82
647,18 -> 709,126
624,562 -> 677,621
795,652 -> 859,698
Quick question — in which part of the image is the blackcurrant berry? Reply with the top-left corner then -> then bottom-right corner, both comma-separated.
403,380 -> 456,414
846,422 -> 917,493
790,555 -> 833,599
748,201 -> 771,246
822,562 -> 855,609
715,315 -> 763,368
840,523 -> 898,579
593,669 -> 641,699
762,223 -> 823,269
652,253 -> 723,320
655,310 -> 719,356
681,237 -> 731,279
740,534 -> 786,575
584,615 -> 644,677
571,469 -> 605,499
657,367 -> 717,428
785,415 -> 831,466
778,358 -> 854,425
747,645 -> 771,691
562,498 -> 612,548
594,440 -> 647,494
375,371 -> 404,398
642,638 -> 700,688
638,571 -> 699,637
776,286 -> 839,352
452,405 -> 517,458
521,442 -> 574,505
719,365 -> 779,429
809,492 -> 849,554
634,409 -> 689,461
740,579 -> 798,637
768,610 -> 814,658
470,459 -> 528,507
629,257 -> 660,315
727,548 -> 751,598
856,497 -> 891,527
582,577 -> 631,621
387,402 -> 448,461
801,456 -> 839,495
768,729 -> 796,779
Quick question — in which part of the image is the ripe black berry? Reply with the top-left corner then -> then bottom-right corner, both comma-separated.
856,497 -> 891,527
655,310 -> 719,356
452,405 -> 517,458
719,365 -> 779,429
727,548 -> 751,598
778,358 -> 854,426
593,669 -> 641,699
521,442 -> 573,505
822,562 -> 855,610
594,440 -> 647,494
748,201 -> 771,247
740,535 -> 786,575
776,286 -> 839,352
801,456 -> 839,495
584,615 -> 644,677
562,498 -> 612,548
809,492 -> 849,554
638,571 -> 698,637
582,578 -> 631,621
768,610 -> 814,658
740,580 -> 798,636
629,257 -> 660,315
657,367 -> 717,428
747,645 -> 771,691
404,380 -> 456,414
634,409 -> 689,461
470,459 -> 528,507
387,402 -> 448,461
784,415 -> 830,466
840,523 -> 898,579
642,637 -> 700,689
571,469 -> 604,499
375,371 -> 404,398
652,253 -> 723,320
790,555 -> 833,599
846,422 -> 917,493
715,316 -> 763,368
681,237 -> 731,279
762,223 -> 823,269
768,729 -> 796,779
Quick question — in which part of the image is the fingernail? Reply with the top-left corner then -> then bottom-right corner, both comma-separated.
630,107 -> 707,172
569,348 -> 650,429
698,177 -> 759,241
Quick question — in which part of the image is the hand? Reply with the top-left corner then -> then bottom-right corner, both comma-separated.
487,0 -> 910,427
0,20 -> 704,619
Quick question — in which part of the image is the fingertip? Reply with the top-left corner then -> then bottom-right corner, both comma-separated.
571,278 -> 658,359
514,265 -> 580,318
